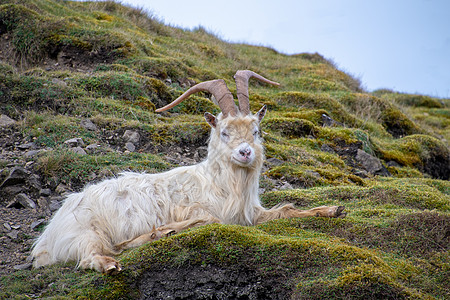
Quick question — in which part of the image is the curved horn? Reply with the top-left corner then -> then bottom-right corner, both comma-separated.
234,70 -> 280,115
155,79 -> 238,117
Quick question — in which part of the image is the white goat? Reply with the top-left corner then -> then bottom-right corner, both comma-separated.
31,70 -> 346,274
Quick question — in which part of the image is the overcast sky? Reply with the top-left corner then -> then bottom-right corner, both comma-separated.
116,0 -> 450,98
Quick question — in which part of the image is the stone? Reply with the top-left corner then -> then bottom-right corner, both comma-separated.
387,160 -> 401,168
321,113 -> 343,127
266,157 -> 284,166
51,78 -> 67,87
355,149 -> 390,176
28,174 -> 42,190
70,146 -> 87,155
39,188 -> 52,196
320,144 -> 336,154
55,183 -> 70,195
17,142 -> 36,150
7,230 -> 19,239
15,193 -> 37,209
13,263 -> 32,270
3,222 -> 11,231
86,143 -> 100,154
24,150 -> 41,158
80,119 -> 97,131
49,200 -> 61,211
0,114 -> 16,127
123,130 -> 140,144
125,142 -> 136,152
64,138 -> 84,147
279,182 -> 294,190
0,166 -> 29,188
30,219 -> 45,230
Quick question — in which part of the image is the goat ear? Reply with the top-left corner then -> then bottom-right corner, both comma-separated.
204,112 -> 217,128
255,105 -> 267,123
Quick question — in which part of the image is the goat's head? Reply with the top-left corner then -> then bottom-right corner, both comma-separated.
155,70 -> 280,168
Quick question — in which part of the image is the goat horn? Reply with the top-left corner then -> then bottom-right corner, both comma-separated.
155,79 -> 238,117
234,70 -> 280,115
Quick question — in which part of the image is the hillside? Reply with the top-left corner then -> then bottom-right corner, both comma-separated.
0,0 -> 449,299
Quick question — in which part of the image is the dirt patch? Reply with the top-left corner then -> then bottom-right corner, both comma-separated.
0,206 -> 49,275
138,263 -> 292,300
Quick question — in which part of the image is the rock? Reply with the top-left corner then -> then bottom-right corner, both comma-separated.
355,149 -> 390,176
278,181 -> 294,190
6,230 -> 19,239
51,78 -> 67,87
49,200 -> 61,211
80,119 -> 97,131
28,174 -> 42,190
17,142 -> 36,150
86,143 -> 100,154
321,113 -> 343,127
305,170 -> 321,178
70,146 -> 87,155
0,166 -> 29,188
13,263 -> 32,270
15,193 -> 37,209
3,222 -> 11,231
39,188 -> 52,196
387,160 -> 401,168
266,157 -> 284,166
125,142 -> 136,152
37,197 -> 49,209
2,185 -> 27,197
353,169 -> 368,178
320,144 -> 336,154
123,130 -> 140,144
0,115 -> 16,127
30,219 -> 45,230
24,150 -> 41,158
64,138 -> 84,147
55,183 -> 70,195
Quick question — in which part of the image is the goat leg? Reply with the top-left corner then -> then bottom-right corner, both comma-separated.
255,204 -> 346,224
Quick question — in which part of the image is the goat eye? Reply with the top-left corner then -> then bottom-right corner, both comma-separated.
253,130 -> 259,136
220,131 -> 230,141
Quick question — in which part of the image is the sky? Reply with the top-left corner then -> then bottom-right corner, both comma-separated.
116,0 -> 450,98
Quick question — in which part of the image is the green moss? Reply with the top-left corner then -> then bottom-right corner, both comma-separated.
121,56 -> 192,80
281,109 -> 329,125
381,106 -> 422,137
261,181 -> 449,212
36,150 -> 172,188
389,93 -> 445,109
265,117 -> 317,138
275,92 -> 355,124
295,77 -> 350,92
145,121 -> 211,146
376,134 -> 450,179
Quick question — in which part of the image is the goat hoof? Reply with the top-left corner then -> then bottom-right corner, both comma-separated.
335,206 -> 346,218
162,229 -> 177,237
104,263 -> 122,275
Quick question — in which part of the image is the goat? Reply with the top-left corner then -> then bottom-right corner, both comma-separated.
31,70 -> 346,274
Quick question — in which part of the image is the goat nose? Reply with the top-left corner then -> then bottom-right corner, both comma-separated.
239,148 -> 252,158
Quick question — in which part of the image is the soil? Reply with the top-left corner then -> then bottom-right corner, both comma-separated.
138,264 -> 290,300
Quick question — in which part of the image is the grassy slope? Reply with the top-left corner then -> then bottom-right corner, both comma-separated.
0,0 -> 449,298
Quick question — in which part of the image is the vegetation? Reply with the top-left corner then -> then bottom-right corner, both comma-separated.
0,0 -> 448,298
